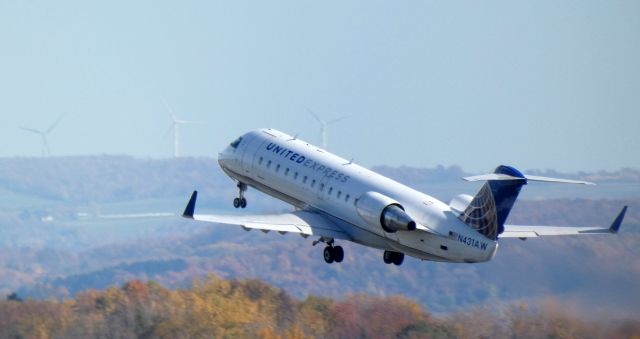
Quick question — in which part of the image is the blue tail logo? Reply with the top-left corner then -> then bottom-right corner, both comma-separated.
460,165 -> 527,240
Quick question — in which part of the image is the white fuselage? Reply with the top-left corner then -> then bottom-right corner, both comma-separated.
218,129 -> 497,263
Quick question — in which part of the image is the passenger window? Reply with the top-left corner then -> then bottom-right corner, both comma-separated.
337,191 -> 342,199
320,183 -> 324,192
345,194 -> 350,202
328,187 -> 333,195
303,176 -> 308,184
285,168 -> 290,176
259,157 -> 263,165
311,179 -> 316,187
276,164 -> 280,172
294,172 -> 298,180
267,160 -> 272,168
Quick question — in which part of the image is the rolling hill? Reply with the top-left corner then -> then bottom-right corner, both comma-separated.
0,156 -> 638,317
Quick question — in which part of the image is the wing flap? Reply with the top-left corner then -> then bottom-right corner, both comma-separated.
193,211 -> 349,240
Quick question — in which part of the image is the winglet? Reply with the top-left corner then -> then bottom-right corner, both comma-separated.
182,191 -> 198,218
609,206 -> 628,233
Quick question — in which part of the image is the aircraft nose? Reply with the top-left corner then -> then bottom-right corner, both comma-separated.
218,146 -> 235,167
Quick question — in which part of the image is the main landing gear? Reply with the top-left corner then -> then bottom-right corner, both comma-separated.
233,182 -> 247,208
383,250 -> 404,266
314,237 -> 344,264
323,245 -> 344,264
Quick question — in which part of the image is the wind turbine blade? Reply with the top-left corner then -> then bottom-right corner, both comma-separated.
326,115 -> 351,125
305,107 -> 324,124
46,114 -> 65,134
19,127 -> 44,135
161,97 -> 177,118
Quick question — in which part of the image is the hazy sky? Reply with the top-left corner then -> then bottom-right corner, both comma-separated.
1,1 -> 638,172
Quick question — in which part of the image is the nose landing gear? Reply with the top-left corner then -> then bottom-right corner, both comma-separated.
233,182 -> 248,208
233,197 -> 246,208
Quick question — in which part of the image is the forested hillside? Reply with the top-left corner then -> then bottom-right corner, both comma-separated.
2,276 -> 638,339
0,156 -> 638,317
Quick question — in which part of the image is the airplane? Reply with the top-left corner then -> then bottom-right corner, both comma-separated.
182,128 -> 628,266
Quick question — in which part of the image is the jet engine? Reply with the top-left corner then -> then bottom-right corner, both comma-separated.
355,191 -> 416,233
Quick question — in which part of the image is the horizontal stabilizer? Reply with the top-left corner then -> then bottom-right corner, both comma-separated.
523,175 -> 595,185
463,174 -> 595,185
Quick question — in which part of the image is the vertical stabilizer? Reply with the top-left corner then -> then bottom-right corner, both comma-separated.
460,165 -> 527,240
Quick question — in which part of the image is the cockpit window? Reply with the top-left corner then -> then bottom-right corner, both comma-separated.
230,137 -> 242,149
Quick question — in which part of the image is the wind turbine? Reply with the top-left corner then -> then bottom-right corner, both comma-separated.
19,115 -> 64,157
306,108 -> 350,149
163,99 -> 199,158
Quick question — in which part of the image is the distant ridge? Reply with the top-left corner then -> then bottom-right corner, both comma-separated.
0,156 -> 638,203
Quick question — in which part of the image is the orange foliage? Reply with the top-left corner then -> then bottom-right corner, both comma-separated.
1,277 -> 638,338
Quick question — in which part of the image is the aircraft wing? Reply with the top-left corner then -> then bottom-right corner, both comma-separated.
501,206 -> 627,238
181,191 -> 351,241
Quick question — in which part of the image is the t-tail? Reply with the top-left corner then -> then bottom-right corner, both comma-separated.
460,165 -> 594,240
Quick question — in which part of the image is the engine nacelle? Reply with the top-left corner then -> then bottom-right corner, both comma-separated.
355,191 -> 417,233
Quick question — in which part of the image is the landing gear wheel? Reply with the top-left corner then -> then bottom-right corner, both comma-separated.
383,251 -> 394,264
383,251 -> 404,266
393,252 -> 404,266
333,246 -> 344,263
323,246 -> 334,264
234,182 -> 248,209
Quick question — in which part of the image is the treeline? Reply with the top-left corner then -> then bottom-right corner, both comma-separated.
0,276 -> 450,339
1,156 -> 638,204
2,276 -> 638,339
